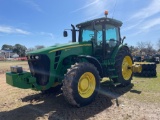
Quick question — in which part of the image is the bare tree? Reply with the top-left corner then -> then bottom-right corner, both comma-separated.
129,45 -> 137,53
137,41 -> 146,51
26,48 -> 35,53
136,41 -> 156,56
26,45 -> 45,53
145,42 -> 155,55
129,46 -> 134,52
157,39 -> 160,51
35,45 -> 45,50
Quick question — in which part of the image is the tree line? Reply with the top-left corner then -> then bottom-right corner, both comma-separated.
129,40 -> 160,56
1,39 -> 160,57
1,44 -> 45,57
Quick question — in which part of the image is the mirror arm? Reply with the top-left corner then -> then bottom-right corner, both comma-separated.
122,36 -> 126,44
71,24 -> 76,42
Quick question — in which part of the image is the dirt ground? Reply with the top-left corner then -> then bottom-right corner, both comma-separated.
0,62 -> 160,120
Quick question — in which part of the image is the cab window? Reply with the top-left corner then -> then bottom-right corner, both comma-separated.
81,25 -> 102,43
81,26 -> 94,42
105,25 -> 119,47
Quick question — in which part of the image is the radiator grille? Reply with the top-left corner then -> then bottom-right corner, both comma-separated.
28,54 -> 50,86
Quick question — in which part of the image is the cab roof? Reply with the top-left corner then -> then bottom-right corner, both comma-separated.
76,17 -> 123,28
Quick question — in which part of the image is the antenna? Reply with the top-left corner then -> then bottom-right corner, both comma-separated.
112,0 -> 118,19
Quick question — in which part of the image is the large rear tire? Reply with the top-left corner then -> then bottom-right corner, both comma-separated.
62,62 -> 100,107
113,49 -> 133,86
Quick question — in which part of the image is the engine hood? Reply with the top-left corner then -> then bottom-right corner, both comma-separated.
27,42 -> 92,55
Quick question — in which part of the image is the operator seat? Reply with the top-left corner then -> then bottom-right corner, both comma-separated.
109,39 -> 116,47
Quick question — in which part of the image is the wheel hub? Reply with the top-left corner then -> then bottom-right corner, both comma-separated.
78,72 -> 96,98
79,78 -> 89,91
122,56 -> 133,80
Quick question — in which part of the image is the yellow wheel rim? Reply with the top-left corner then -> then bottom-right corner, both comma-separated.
78,72 -> 96,98
122,56 -> 133,80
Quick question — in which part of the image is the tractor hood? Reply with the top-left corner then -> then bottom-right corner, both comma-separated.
27,42 -> 91,55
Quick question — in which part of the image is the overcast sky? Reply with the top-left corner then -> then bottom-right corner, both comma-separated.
0,0 -> 160,49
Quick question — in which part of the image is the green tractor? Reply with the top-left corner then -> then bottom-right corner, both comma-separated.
6,11 -> 140,107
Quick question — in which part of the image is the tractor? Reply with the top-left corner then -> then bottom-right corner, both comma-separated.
6,11 -> 141,107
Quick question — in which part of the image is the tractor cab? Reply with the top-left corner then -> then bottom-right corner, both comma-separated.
64,11 -> 123,60
77,17 -> 122,59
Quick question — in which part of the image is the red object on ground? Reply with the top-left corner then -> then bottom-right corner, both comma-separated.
17,57 -> 27,61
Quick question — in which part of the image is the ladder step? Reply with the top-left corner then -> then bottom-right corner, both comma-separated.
114,82 -> 121,86
110,76 -> 118,78
108,69 -> 115,71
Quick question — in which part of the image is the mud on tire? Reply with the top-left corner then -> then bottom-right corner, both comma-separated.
113,49 -> 133,86
62,62 -> 100,107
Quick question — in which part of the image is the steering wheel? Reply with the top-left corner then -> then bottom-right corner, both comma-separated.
110,39 -> 116,42
89,34 -> 94,38
97,41 -> 102,46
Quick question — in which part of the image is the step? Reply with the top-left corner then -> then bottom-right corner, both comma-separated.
109,76 -> 118,78
114,82 -> 121,86
108,69 -> 115,71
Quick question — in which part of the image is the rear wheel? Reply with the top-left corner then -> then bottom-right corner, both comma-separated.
62,62 -> 100,107
113,49 -> 133,86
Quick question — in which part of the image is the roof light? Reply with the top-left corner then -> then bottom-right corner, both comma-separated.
104,11 -> 108,17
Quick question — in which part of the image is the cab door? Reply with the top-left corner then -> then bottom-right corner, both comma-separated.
104,24 -> 120,59
92,24 -> 103,60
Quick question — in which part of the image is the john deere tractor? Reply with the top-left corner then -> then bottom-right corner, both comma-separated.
6,11 -> 140,107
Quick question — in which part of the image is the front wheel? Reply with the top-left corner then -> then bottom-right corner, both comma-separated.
62,62 -> 100,107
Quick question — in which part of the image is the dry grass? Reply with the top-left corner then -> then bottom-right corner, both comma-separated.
0,62 -> 160,120
125,64 -> 160,103
100,64 -> 160,104
0,61 -> 160,103
0,61 -> 29,73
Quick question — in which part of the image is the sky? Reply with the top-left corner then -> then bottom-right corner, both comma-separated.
0,0 -> 160,49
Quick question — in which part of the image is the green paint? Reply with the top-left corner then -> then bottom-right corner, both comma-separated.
5,16 -> 130,91
6,72 -> 35,89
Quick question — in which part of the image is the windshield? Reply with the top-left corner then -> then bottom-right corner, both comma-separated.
79,24 -> 120,48
80,25 -> 102,42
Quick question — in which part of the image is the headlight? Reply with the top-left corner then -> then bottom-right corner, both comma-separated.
10,66 -> 23,73
27,55 -> 40,60
35,55 -> 39,60
31,56 -> 34,59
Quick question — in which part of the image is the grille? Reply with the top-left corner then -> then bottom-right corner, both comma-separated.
28,54 -> 50,86
54,50 -> 61,69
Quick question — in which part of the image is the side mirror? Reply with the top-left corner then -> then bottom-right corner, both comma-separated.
123,36 -> 126,40
122,36 -> 126,43
63,31 -> 68,37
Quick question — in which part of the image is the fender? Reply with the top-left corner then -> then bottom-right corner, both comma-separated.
78,55 -> 103,78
